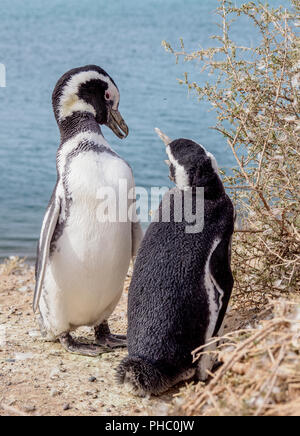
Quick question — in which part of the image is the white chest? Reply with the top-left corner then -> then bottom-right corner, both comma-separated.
59,150 -> 133,258
44,150 -> 133,329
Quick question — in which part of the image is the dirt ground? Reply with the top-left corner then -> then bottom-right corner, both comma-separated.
0,257 -> 253,417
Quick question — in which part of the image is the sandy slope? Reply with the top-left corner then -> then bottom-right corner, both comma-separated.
0,258 -> 252,416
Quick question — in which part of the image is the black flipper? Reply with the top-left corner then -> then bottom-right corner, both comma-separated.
210,236 -> 234,337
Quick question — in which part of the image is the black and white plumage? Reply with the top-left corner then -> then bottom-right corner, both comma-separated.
33,65 -> 143,355
117,129 -> 234,396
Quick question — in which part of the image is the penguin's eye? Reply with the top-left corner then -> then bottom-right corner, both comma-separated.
105,92 -> 110,100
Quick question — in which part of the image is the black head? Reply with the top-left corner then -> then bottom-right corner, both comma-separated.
165,138 -> 220,190
52,65 -> 128,139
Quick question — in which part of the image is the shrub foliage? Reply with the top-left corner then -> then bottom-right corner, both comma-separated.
164,0 -> 300,305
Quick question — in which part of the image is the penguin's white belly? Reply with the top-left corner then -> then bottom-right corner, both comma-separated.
51,220 -> 131,327
41,150 -> 133,334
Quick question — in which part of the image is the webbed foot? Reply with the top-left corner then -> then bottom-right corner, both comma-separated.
95,320 -> 127,349
59,333 -> 105,357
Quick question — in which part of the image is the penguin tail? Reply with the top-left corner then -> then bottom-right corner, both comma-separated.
116,356 -> 172,397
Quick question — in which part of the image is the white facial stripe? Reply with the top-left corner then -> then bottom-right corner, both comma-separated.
189,140 -> 219,174
199,143 -> 219,174
166,145 -> 190,190
206,152 -> 219,174
58,71 -> 119,121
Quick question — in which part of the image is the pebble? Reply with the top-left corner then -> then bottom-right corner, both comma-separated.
89,376 -> 97,383
14,352 -> 35,361
28,330 -> 40,338
50,388 -> 59,397
24,405 -> 36,413
63,403 -> 71,411
8,400 -> 16,406
50,367 -> 60,379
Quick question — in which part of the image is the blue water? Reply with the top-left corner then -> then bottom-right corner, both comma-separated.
0,0 -> 291,261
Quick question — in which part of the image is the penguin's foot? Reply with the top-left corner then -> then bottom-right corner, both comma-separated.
96,334 -> 127,348
94,321 -> 127,349
59,333 -> 105,357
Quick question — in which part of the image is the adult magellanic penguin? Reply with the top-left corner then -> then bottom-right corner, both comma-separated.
33,65 -> 143,356
117,129 -> 234,396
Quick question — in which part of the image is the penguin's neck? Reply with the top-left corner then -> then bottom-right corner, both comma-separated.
203,175 -> 225,200
58,112 -> 103,143
181,175 -> 225,200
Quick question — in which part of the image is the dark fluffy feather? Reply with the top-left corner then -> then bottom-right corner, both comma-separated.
117,139 -> 234,395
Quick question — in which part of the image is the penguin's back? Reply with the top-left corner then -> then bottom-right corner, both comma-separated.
127,188 -> 234,373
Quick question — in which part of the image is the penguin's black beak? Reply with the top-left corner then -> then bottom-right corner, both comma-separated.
107,109 -> 129,139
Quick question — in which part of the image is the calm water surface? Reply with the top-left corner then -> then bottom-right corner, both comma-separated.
0,0 -> 290,260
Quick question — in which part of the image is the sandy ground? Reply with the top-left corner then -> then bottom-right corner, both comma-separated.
0,259 -> 177,416
0,258 -> 252,417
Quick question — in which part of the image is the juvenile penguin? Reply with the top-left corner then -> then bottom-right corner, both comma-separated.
33,65 -> 143,356
117,129 -> 234,396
